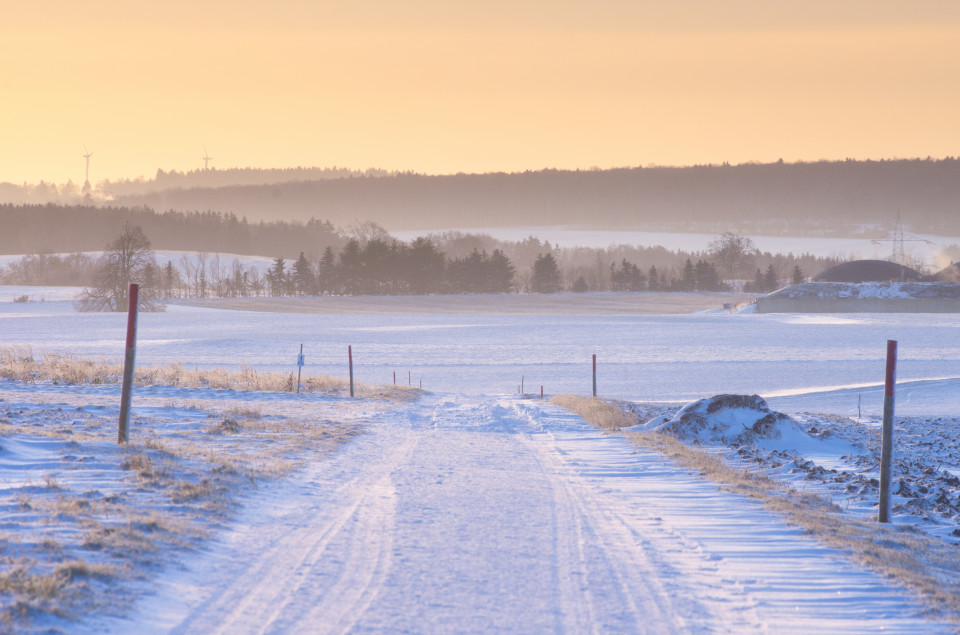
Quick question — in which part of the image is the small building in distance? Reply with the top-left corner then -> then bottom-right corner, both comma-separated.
813,259 -> 921,283
757,259 -> 960,313
757,281 -> 960,313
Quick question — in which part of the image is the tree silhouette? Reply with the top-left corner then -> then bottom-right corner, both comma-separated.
75,223 -> 163,312
708,232 -> 757,281
530,253 -> 561,293
487,249 -> 515,293
792,264 -> 804,284
293,251 -> 315,295
267,257 -> 287,296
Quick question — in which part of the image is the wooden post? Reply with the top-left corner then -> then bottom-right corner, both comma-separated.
348,345 -> 354,398
521,375 -> 524,395
408,370 -> 411,386
393,371 -> 396,385
118,284 -> 139,444
878,340 -> 897,523
541,385 -> 544,399
592,354 -> 597,397
419,379 -> 422,389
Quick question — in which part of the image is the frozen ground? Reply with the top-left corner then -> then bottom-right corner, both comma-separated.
2,295 -> 959,631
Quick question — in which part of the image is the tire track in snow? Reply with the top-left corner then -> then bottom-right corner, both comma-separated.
117,394 -> 947,633
170,431 -> 417,634
531,401 -> 948,633
288,474 -> 397,634
517,402 -> 693,634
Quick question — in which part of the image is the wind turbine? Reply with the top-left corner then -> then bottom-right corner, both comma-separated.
202,147 -> 213,171
82,146 -> 93,191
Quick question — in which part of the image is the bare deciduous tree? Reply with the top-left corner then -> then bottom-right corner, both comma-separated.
75,224 -> 164,312
708,232 -> 758,281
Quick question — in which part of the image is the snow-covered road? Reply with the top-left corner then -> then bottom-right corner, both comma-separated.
97,395 -> 943,634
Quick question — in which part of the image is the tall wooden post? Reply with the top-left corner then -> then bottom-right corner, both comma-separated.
878,340 -> 897,523
592,354 -> 597,397
118,284 -> 139,444
348,345 -> 354,398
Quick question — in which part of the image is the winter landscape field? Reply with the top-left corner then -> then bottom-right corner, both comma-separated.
1,290 -> 959,632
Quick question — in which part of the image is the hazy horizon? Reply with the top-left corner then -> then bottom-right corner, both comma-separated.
4,1 -> 959,184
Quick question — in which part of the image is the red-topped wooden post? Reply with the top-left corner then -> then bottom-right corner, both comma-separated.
118,284 -> 139,444
878,340 -> 897,523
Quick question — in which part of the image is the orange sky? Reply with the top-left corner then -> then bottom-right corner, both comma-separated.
3,1 -> 959,184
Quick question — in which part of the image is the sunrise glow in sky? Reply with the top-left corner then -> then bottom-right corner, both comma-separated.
3,1 -> 960,184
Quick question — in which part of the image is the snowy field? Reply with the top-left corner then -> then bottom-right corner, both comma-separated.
2,294 -> 960,631
0,296 -> 956,417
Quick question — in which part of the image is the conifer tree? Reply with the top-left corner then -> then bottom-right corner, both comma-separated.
530,253 -> 561,293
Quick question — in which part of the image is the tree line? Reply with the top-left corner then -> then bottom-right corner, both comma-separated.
28,225 -> 841,312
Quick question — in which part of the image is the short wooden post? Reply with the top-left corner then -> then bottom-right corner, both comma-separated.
296,344 -> 304,394
592,354 -> 597,397
393,371 -> 396,385
878,340 -> 897,523
540,385 -> 544,399
408,370 -> 411,386
348,345 -> 354,398
419,379 -> 422,389
118,284 -> 139,444
521,375 -> 524,395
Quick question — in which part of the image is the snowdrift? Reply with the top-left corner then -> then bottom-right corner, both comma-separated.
757,281 -> 960,313
642,394 -> 797,445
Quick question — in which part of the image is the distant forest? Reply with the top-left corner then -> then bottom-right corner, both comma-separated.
0,204 -> 343,258
0,205 -> 841,294
94,158 -> 960,235
0,166 -> 393,204
102,166 -> 395,197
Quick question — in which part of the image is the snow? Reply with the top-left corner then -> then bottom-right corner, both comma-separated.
87,396 -> 947,633
1,297 -> 957,416
0,285 -> 82,302
770,281 -> 960,300
2,295 -> 959,631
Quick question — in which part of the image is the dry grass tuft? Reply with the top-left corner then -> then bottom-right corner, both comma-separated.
0,558 -> 119,625
224,405 -> 261,420
120,453 -> 155,479
209,417 -> 242,435
81,520 -> 155,555
551,394 -> 636,430
553,394 -> 960,625
170,479 -> 216,503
